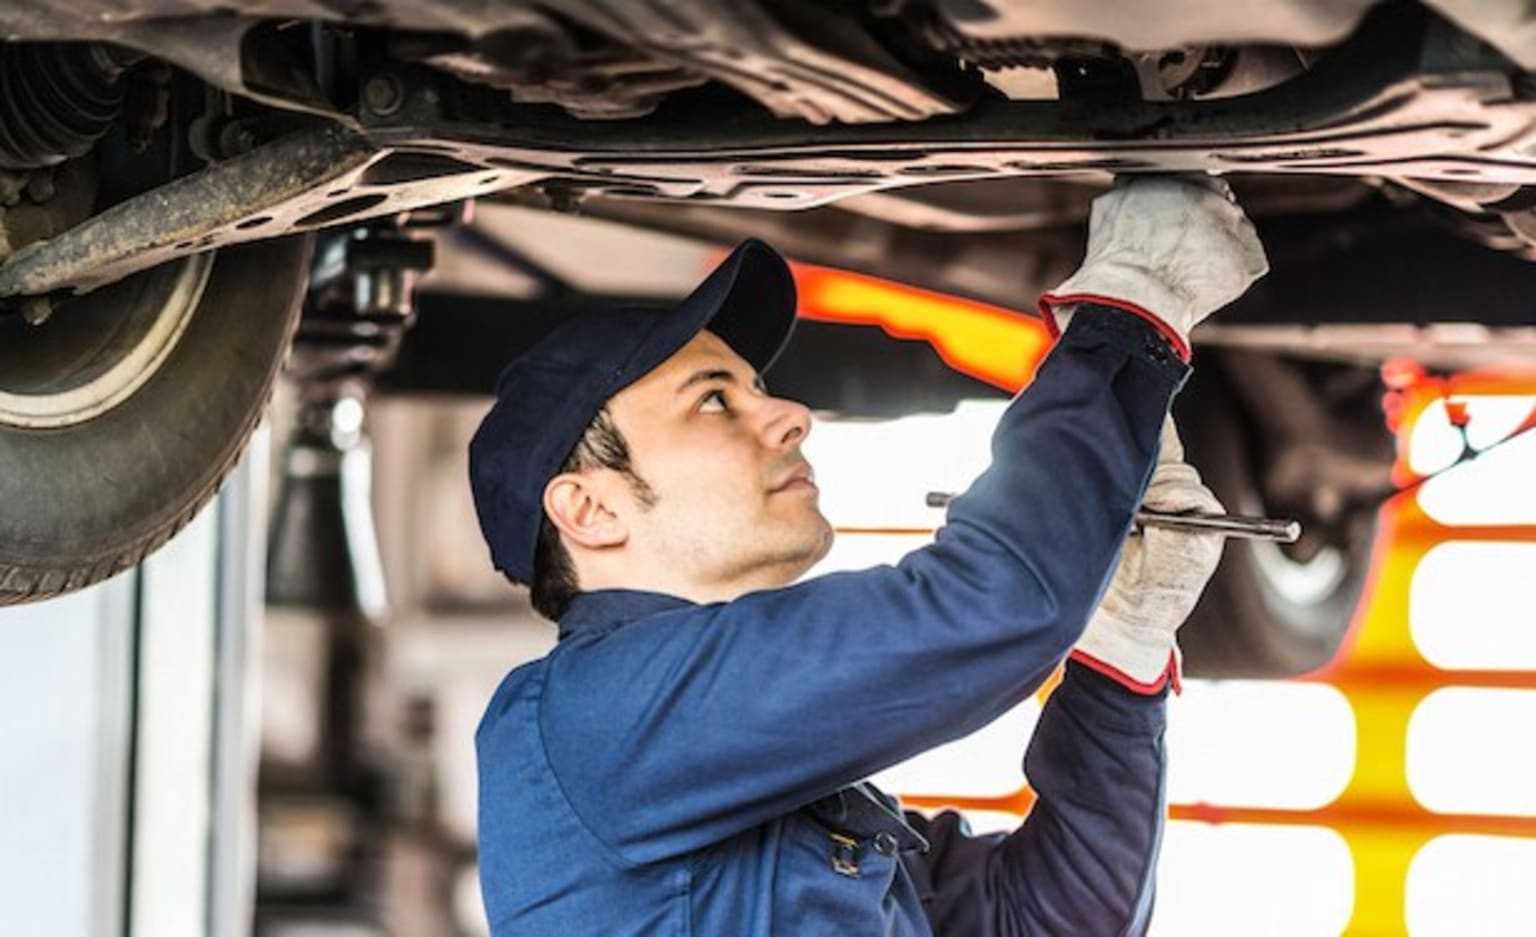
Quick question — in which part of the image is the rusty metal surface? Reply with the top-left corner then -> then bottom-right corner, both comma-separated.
359,8 -> 1536,202
0,0 -> 971,126
1,0 -> 1534,129
545,0 -> 970,124
7,3 -> 1536,297
0,125 -> 532,297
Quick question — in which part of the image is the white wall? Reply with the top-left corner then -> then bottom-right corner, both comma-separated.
0,577 -> 135,937
0,435 -> 267,937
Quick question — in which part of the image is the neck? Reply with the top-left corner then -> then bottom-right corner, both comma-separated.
574,553 -> 803,605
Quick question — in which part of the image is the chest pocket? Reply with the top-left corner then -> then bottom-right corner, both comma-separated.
798,782 -> 929,879
770,783 -> 933,934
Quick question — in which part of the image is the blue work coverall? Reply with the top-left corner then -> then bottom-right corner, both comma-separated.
477,305 -> 1188,935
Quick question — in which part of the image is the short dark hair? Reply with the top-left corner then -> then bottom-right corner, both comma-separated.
526,406 -> 655,620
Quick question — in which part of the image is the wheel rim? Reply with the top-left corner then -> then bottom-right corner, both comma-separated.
1237,473 -> 1352,607
1249,537 -> 1349,606
0,254 -> 213,429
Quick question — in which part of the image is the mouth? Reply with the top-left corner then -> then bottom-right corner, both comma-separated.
770,463 -> 817,494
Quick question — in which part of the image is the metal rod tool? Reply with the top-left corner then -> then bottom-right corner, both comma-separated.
924,492 -> 1302,544
1132,510 -> 1300,543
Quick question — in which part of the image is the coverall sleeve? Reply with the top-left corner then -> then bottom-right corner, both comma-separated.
902,661 -> 1169,936
538,307 -> 1188,867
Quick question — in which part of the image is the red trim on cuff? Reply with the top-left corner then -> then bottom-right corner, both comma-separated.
1069,649 -> 1182,696
1041,303 -> 1062,341
1038,292 -> 1192,363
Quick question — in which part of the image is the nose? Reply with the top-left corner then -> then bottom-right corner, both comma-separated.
760,393 -> 812,450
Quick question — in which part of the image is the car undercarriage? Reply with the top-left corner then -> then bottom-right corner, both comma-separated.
3,1 -> 1536,303
1,0 -> 1534,673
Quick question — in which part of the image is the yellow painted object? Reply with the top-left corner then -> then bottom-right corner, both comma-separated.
786,259 -> 1536,935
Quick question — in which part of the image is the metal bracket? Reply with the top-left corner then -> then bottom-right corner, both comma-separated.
6,4 -> 1536,299
0,123 -> 526,298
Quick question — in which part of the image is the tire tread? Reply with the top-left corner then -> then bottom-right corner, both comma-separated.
0,252 -> 300,607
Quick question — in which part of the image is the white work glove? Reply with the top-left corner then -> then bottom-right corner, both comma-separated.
1072,417 -> 1226,693
1042,176 -> 1268,356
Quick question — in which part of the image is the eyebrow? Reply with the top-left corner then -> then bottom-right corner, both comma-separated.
676,368 -> 767,395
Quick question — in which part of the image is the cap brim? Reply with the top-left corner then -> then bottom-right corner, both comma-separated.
673,238 -> 799,375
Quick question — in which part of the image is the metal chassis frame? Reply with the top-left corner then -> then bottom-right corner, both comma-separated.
6,3 -> 1536,299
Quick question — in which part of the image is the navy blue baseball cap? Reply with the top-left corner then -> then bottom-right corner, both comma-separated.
468,238 -> 799,583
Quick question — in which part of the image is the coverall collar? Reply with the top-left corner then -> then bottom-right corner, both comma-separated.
558,589 -> 697,639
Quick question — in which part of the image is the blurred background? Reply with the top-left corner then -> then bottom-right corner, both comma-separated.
3,210 -> 1535,937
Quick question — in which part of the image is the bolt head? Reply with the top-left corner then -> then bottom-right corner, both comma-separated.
19,295 -> 52,326
24,172 -> 55,203
364,75 -> 406,116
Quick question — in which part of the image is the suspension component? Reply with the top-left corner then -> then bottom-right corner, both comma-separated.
290,224 -> 438,400
269,218 -> 445,622
0,42 -> 142,171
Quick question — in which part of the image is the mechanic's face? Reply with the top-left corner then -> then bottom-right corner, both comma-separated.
606,329 -> 832,600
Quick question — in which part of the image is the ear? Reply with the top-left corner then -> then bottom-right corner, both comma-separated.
542,471 -> 629,551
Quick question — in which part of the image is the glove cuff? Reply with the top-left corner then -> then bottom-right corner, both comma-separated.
1039,292 -> 1191,363
1069,648 -> 1182,696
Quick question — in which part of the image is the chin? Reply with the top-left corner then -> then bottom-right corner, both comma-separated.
809,521 -> 835,565
785,523 -> 835,579
761,525 -> 834,586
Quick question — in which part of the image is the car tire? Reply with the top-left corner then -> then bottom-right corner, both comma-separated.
1173,355 -> 1382,679
0,238 -> 309,604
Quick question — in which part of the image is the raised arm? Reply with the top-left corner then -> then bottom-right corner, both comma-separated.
531,178 -> 1265,866
904,423 -> 1228,935
536,309 -> 1179,866
904,661 -> 1169,936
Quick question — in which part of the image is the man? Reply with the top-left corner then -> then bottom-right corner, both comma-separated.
469,176 -> 1267,935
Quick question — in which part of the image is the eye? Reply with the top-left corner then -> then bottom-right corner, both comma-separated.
699,389 -> 729,413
